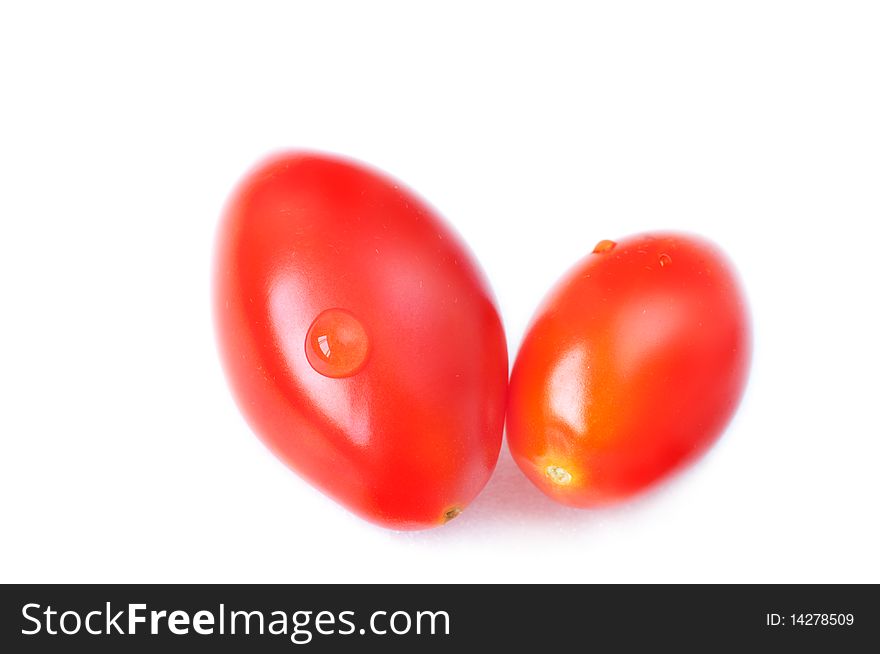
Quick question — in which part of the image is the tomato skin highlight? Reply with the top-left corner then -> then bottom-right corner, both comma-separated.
213,152 -> 508,529
507,232 -> 751,507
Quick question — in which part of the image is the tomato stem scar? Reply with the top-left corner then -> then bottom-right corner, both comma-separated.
545,465 -> 572,485
443,506 -> 462,523
592,239 -> 617,254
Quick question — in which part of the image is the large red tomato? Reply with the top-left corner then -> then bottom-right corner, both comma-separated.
507,233 -> 751,506
213,152 -> 507,529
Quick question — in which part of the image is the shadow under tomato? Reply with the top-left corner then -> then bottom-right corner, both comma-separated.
395,434 -> 720,540
398,445 -> 596,540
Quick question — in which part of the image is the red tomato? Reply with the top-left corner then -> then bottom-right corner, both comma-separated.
213,152 -> 507,529
507,233 -> 751,506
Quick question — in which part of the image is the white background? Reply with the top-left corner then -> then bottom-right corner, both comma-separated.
1,1 -> 878,583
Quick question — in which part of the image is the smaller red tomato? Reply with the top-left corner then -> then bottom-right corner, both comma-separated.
507,232 -> 751,506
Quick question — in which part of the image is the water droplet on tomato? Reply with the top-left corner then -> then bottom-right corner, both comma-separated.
593,239 -> 617,254
306,309 -> 370,378
658,253 -> 672,267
